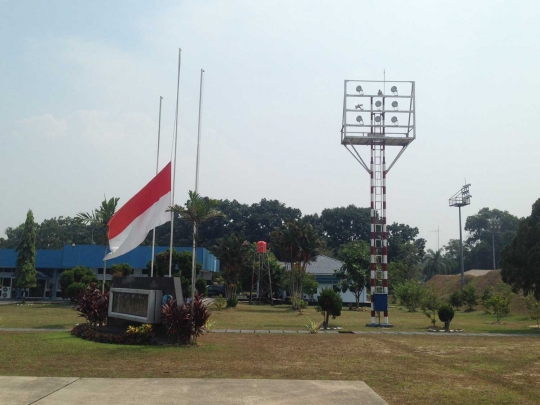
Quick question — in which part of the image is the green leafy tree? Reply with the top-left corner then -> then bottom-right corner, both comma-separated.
59,266 -> 97,300
438,304 -> 455,332
394,280 -> 426,312
77,196 -> 119,292
317,205 -> 371,253
212,234 -> 250,305
169,191 -> 224,304
302,273 -> 319,299
422,248 -> 451,280
524,295 -> 540,327
484,282 -> 513,323
387,260 -> 421,289
335,240 -> 370,309
317,288 -> 342,329
14,210 -> 37,294
110,263 -> 133,278
387,223 -> 426,264
449,291 -> 464,310
501,199 -> 540,300
460,284 -> 479,311
421,290 -> 441,328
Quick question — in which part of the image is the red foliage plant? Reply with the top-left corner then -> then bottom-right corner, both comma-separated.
161,293 -> 211,345
74,282 -> 109,326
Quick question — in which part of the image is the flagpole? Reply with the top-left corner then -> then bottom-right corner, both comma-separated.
151,96 -> 163,277
169,48 -> 182,278
191,68 -> 205,304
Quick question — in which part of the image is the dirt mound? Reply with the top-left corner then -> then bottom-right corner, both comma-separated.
426,270 -> 527,314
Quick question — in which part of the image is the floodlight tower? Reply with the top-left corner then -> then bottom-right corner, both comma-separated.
250,241 -> 274,305
341,80 -> 416,327
449,184 -> 472,287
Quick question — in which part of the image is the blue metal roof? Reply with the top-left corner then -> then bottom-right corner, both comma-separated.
0,245 -> 220,272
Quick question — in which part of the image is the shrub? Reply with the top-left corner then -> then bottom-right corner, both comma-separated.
110,263 -> 133,278
213,295 -> 226,310
484,282 -> 513,323
71,324 -> 154,345
394,280 -> 426,312
317,288 -> 342,329
438,304 -> 455,332
125,324 -> 154,344
66,282 -> 86,302
460,284 -> 478,311
195,278 -> 208,296
74,283 -> 109,326
161,294 -> 211,345
524,295 -> 540,327
59,266 -> 97,299
421,291 -> 440,328
226,296 -> 238,308
481,288 -> 493,314
305,318 -> 322,334
448,291 -> 463,310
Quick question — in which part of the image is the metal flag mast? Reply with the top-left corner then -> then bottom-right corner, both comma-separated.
169,48 -> 182,278
151,96 -> 163,277
340,79 -> 416,327
190,68 -> 205,304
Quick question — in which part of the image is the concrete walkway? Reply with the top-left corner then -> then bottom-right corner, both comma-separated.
0,377 -> 388,405
1,327 -> 539,337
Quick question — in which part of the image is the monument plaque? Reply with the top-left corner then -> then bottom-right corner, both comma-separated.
108,288 -> 163,324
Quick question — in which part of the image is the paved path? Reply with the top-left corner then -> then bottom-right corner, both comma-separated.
1,327 -> 539,337
0,377 -> 388,405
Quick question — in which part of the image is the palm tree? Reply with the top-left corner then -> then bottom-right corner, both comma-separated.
77,196 -> 119,293
422,248 -> 451,280
270,220 -> 321,307
169,191 -> 224,304
211,233 -> 249,303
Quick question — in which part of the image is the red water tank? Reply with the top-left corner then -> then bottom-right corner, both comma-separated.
257,241 -> 267,253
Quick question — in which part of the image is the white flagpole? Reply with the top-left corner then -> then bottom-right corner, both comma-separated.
169,48 -> 182,278
191,68 -> 205,303
150,96 -> 163,277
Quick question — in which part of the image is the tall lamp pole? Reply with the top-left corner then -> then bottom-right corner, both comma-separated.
489,217 -> 500,270
449,184 -> 472,288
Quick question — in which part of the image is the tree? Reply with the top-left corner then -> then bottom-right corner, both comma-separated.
59,266 -> 97,300
169,191 -> 224,304
110,263 -> 133,278
449,291 -> 463,310
317,205 -> 371,253
460,284 -> 479,311
422,248 -> 451,280
524,295 -> 540,327
77,197 -> 119,292
317,288 -> 342,329
335,240 -> 370,309
421,290 -> 441,328
438,304 -> 455,332
14,210 -> 37,295
387,261 -> 421,289
465,207 -> 520,270
387,223 -> 426,264
270,220 -> 321,307
393,280 -> 426,312
212,233 -> 250,305
443,239 -> 468,274
302,273 -> 319,299
484,282 -> 513,323
501,199 -> 540,300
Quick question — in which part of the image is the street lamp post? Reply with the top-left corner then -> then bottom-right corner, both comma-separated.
489,217 -> 501,270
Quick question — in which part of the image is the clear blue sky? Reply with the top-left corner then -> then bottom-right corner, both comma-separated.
1,0 -> 539,250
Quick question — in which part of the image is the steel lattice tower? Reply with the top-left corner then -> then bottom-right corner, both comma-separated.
341,80 -> 415,327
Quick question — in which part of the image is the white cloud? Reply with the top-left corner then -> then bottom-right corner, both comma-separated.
15,113 -> 67,138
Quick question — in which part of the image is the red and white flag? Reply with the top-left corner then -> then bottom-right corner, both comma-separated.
105,162 -> 172,260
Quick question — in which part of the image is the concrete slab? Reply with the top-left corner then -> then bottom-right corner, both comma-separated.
21,378 -> 388,405
283,330 -> 297,334
240,330 -> 254,334
269,330 -> 283,334
254,330 -> 270,334
0,376 -> 78,405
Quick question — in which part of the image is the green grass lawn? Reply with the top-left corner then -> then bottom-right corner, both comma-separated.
0,331 -> 539,405
1,302 -> 538,334
0,303 -> 79,329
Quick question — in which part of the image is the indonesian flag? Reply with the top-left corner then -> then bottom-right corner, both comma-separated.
105,162 -> 172,260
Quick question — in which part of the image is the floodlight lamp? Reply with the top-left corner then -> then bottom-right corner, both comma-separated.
356,85 -> 364,95
356,116 -> 364,124
375,116 -> 381,123
391,86 -> 398,95
355,104 -> 364,110
391,116 -> 398,125
392,101 -> 398,110
375,100 -> 382,110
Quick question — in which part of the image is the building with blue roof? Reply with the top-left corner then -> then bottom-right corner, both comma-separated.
0,245 -> 219,300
